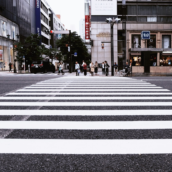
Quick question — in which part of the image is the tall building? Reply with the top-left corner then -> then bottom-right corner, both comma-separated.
0,0 -> 35,70
91,0 -> 172,74
79,19 -> 85,41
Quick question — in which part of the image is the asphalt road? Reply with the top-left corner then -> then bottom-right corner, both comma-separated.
0,75 -> 172,171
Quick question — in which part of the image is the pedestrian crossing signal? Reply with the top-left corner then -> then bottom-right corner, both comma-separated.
101,43 -> 104,49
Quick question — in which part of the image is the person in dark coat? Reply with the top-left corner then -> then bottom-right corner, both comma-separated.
104,61 -> 110,76
113,62 -> 118,75
9,62 -> 12,72
83,62 -> 87,76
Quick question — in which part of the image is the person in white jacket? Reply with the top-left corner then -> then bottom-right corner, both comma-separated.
75,61 -> 80,76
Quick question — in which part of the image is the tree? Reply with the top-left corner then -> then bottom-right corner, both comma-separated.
14,34 -> 43,64
56,32 -> 90,64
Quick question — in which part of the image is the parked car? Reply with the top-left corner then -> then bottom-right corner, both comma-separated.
30,60 -> 55,73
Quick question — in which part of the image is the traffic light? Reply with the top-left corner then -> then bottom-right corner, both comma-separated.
50,30 -> 53,34
90,40 -> 93,47
101,43 -> 104,49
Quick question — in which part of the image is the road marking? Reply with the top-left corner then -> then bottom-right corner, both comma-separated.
7,92 -> 172,95
26,87 -> 162,89
1,121 -> 172,130
0,139 -> 172,154
0,102 -> 172,106
17,89 -> 169,92
1,96 -> 172,100
0,110 -> 171,116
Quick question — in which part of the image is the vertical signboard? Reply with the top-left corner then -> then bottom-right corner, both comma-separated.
85,1 -> 90,42
1,21 -> 6,37
0,50 -> 3,62
35,0 -> 41,39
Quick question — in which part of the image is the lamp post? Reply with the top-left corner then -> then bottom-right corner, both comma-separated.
106,18 -> 121,76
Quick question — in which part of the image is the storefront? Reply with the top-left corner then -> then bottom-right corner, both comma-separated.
0,15 -> 19,71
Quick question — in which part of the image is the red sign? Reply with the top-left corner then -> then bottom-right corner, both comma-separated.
85,15 -> 90,41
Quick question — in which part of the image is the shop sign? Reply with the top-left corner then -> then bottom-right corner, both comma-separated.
96,32 -> 110,37
0,50 -> 3,62
85,15 -> 90,41
141,31 -> 150,40
91,0 -> 117,16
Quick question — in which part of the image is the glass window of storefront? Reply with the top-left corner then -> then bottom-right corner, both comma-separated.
162,35 -> 171,49
150,54 -> 157,66
147,35 -> 156,48
160,55 -> 172,66
132,35 -> 141,48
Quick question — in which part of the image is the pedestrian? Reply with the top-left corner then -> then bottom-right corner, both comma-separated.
57,62 -> 60,73
83,62 -> 87,76
90,62 -> 94,76
104,61 -> 110,76
9,62 -> 12,72
94,61 -> 98,75
81,60 -> 85,73
58,63 -> 62,75
113,62 -> 118,75
102,62 -> 105,75
124,62 -> 130,76
61,62 -> 64,75
75,61 -> 80,76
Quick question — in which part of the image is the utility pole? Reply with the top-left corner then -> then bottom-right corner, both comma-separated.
69,30 -> 72,73
111,23 -> 114,76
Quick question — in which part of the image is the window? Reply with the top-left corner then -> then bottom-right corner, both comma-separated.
162,36 -> 171,49
127,6 -> 137,15
138,6 -> 157,15
132,35 -> 141,48
147,17 -> 157,22
150,54 -> 157,66
147,35 -> 156,48
160,56 -> 172,66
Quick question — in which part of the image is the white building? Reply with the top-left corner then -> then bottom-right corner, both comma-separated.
79,19 -> 85,41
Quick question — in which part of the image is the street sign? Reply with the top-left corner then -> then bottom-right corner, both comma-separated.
141,31 -> 150,40
68,46 -> 70,52
50,30 -> 69,34
74,52 -> 77,57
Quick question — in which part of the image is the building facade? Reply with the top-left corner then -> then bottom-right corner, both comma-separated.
0,0 -> 35,70
91,0 -> 172,74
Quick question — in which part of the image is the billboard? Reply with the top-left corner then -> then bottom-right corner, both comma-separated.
1,21 -> 6,37
91,0 -> 117,15
35,0 -> 41,38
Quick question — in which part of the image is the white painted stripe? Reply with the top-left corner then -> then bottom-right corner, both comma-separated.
26,87 -> 161,89
0,102 -> 172,106
35,83 -> 155,85
1,96 -> 172,100
0,139 -> 172,154
1,121 -> 172,130
7,92 -> 172,95
0,110 -> 171,116
17,89 -> 169,92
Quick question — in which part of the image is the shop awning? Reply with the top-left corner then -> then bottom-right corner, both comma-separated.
130,48 -> 163,52
130,52 -> 141,56
162,51 -> 172,56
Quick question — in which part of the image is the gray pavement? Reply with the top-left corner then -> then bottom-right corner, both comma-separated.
0,74 -> 172,171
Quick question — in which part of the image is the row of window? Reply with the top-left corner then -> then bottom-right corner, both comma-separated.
132,35 -> 171,49
41,13 -> 48,25
128,16 -> 172,23
41,2 -> 48,15
118,5 -> 172,16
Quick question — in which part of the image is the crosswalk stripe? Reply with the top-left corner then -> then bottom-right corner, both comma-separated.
7,92 -> 172,95
1,96 -> 172,100
0,139 -> 172,154
17,89 -> 169,92
26,86 -> 162,89
0,121 -> 172,129
0,102 -> 172,106
0,110 -> 171,116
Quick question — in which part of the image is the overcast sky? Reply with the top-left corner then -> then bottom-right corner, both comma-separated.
47,0 -> 85,35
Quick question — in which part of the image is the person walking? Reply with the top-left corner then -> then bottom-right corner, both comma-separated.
9,62 -> 12,72
58,63 -> 62,75
75,61 -> 80,76
113,62 -> 118,75
102,62 -> 105,75
90,62 -> 94,76
61,62 -> 64,75
83,62 -> 87,76
94,61 -> 98,75
104,61 -> 110,76
81,60 -> 85,73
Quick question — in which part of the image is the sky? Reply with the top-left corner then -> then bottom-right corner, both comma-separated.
47,0 -> 85,35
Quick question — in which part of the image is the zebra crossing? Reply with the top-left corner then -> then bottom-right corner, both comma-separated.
0,76 -> 172,156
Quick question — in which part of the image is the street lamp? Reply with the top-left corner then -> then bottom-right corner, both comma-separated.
106,17 -> 121,76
